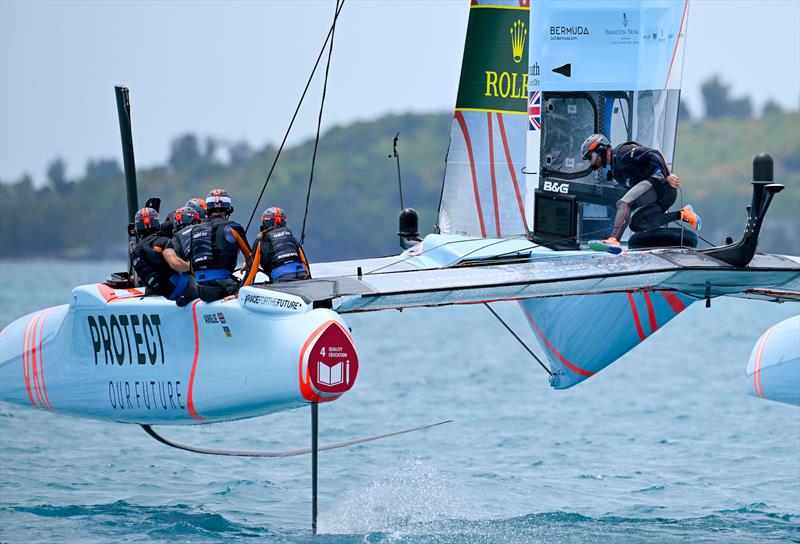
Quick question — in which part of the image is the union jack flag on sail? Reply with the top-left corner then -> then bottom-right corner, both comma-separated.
528,91 -> 541,131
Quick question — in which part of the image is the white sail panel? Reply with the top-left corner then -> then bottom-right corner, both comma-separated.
438,1 -> 531,238
525,0 -> 690,242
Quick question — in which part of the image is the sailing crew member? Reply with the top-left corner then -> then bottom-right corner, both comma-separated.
131,207 -> 193,302
162,206 -> 202,306
184,197 -> 208,221
189,188 -> 250,302
242,207 -> 311,286
580,134 -> 702,254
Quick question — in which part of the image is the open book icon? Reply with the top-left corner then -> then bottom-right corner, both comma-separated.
317,360 -> 347,386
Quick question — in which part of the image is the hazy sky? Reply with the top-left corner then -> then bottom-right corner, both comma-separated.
1,0 -> 798,184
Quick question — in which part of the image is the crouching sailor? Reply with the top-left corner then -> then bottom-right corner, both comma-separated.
162,206 -> 201,306
242,207 -> 311,286
131,207 -> 195,302
190,188 -> 250,302
580,134 -> 702,254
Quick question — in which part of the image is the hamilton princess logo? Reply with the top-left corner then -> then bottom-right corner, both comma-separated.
510,19 -> 527,63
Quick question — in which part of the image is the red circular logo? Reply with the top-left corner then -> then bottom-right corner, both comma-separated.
300,321 -> 358,401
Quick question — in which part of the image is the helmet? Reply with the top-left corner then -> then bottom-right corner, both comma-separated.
185,197 -> 207,220
206,188 -> 233,214
134,207 -> 160,235
261,207 -> 286,230
580,134 -> 611,160
174,206 -> 201,231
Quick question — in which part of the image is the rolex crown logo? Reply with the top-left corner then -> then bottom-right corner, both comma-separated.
510,20 -> 527,64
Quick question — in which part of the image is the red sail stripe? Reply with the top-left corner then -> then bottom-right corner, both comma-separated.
487,112 -> 501,237
495,113 -> 529,232
658,290 -> 686,314
21,315 -> 36,406
187,300 -> 204,421
37,310 -> 53,410
664,0 -> 689,89
627,292 -> 646,341
454,111 -> 487,237
522,306 -> 595,377
642,291 -> 659,334
519,0 -> 530,7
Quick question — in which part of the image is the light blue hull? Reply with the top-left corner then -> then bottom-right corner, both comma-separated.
746,315 -> 800,406
0,283 -> 358,425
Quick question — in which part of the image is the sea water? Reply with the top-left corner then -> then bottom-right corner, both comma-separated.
0,259 -> 798,543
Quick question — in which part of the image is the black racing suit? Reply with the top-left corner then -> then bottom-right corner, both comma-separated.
159,211 -> 176,239
242,226 -> 310,286
189,216 -> 249,302
165,226 -> 199,306
608,142 -> 681,240
131,233 -> 184,299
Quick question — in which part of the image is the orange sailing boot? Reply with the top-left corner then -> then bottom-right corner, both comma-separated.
588,237 -> 622,254
680,204 -> 702,230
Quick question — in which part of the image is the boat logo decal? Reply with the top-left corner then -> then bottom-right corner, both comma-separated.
299,321 -> 359,402
241,293 -> 302,311
543,181 -> 569,194
510,20 -> 527,63
202,312 -> 233,338
87,314 -> 165,366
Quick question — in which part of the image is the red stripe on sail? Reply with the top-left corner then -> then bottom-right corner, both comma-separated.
495,113 -> 529,232
187,300 -> 204,421
487,112 -> 501,237
664,0 -> 689,89
455,111 -> 487,237
642,291 -> 658,334
522,306 -> 595,377
658,290 -> 686,314
627,292 -> 646,341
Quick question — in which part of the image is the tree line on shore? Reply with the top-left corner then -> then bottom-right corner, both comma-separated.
1,76 -> 797,260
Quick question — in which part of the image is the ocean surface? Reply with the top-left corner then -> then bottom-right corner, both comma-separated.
0,259 -> 798,543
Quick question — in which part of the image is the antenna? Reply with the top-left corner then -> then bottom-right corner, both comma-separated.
389,132 -> 404,210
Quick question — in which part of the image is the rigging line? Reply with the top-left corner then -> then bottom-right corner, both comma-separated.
363,233 -> 529,276
390,132 -> 404,210
442,225 -> 620,269
484,303 -> 553,377
677,186 -> 714,247
245,0 -> 346,233
364,224 -> 617,278
434,138 -> 451,233
301,0 -> 340,245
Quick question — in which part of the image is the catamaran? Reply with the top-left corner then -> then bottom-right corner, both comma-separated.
1,0 -> 798,532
